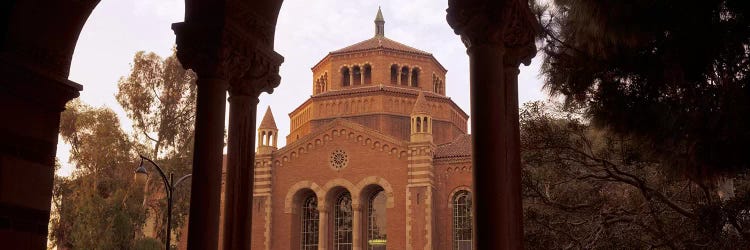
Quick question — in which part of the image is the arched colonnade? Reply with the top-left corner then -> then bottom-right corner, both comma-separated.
0,0 -> 537,249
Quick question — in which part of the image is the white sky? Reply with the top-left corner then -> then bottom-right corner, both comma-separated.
56,0 -> 548,176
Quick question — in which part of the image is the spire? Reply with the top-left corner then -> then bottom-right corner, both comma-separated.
375,7 -> 385,37
411,91 -> 430,115
259,106 -> 277,130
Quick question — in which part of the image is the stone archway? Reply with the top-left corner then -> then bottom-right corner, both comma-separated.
0,0 -> 538,249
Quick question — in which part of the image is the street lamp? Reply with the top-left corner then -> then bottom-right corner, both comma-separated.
135,155 -> 192,250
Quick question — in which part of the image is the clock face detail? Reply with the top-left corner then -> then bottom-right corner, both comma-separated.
330,149 -> 349,170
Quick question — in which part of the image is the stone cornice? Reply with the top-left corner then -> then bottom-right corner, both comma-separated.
270,118 -> 409,167
311,48 -> 448,73
446,0 -> 538,66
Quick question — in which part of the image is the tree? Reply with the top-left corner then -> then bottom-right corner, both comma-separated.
50,50 -> 198,249
536,0 -> 750,179
50,100 -> 146,249
116,50 -> 197,245
520,101 -> 750,249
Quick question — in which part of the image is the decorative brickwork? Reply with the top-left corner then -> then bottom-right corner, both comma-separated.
250,8 -> 473,250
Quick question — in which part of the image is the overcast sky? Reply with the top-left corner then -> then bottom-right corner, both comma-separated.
57,0 -> 547,176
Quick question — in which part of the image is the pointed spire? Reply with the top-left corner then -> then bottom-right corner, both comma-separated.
375,7 -> 385,37
259,106 -> 277,130
411,91 -> 431,115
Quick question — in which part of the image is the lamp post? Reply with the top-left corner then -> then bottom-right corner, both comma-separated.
134,155 -> 192,250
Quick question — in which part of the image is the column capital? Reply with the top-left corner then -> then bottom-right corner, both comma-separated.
446,0 -> 538,66
172,19 -> 284,93
226,43 -> 283,98
172,21 -> 229,79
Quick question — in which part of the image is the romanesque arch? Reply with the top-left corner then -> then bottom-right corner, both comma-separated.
1,0 -> 538,249
321,178 -> 358,206
284,180 -> 324,214
355,176 -> 396,208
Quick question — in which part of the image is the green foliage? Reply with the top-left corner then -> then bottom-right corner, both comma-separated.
537,0 -> 750,178
521,101 -> 750,248
132,237 -> 163,250
50,102 -> 146,249
116,50 -> 196,245
51,51 -> 197,249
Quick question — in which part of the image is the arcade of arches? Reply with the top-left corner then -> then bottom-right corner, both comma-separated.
0,0 -> 537,249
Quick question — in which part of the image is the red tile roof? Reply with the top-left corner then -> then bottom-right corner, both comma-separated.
435,134 -> 472,159
330,36 -> 432,56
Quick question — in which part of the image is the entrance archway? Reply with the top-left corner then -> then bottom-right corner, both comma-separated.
0,0 -> 537,249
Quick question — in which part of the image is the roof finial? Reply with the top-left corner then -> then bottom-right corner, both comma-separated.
375,7 -> 385,37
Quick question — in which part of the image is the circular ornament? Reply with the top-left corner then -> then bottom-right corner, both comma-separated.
329,149 -> 349,170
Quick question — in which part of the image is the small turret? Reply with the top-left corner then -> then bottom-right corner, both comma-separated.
257,106 -> 278,154
375,7 -> 385,37
410,92 -> 433,142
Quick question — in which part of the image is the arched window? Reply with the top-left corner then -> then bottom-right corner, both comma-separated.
353,66 -> 362,85
301,195 -> 319,250
334,191 -> 353,249
367,189 -> 387,250
342,67 -> 351,87
400,66 -> 409,86
452,190 -> 472,250
364,64 -> 372,85
390,65 -> 399,85
411,68 -> 420,87
416,117 -> 422,132
433,75 -> 438,92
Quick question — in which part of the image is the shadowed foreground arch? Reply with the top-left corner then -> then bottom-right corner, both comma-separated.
0,0 -> 537,249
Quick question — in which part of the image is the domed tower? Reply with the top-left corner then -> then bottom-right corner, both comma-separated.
287,8 -> 467,145
410,91 -> 433,143
257,106 -> 278,155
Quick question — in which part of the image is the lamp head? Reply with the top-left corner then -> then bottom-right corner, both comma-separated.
134,158 -> 148,184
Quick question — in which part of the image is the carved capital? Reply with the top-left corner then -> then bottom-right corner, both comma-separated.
172,22 -> 230,79
225,35 -> 283,98
173,9 -> 283,96
447,0 -> 538,66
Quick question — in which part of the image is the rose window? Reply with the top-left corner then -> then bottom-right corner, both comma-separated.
330,149 -> 349,170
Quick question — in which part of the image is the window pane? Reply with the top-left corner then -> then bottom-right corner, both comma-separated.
368,190 -> 387,250
452,191 -> 472,250
335,191 -> 353,250
301,195 -> 319,249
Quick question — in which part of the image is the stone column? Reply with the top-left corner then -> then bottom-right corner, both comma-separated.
352,203 -> 363,250
172,21 -> 231,250
222,38 -> 283,250
407,70 -> 413,87
223,94 -> 258,250
447,0 -> 537,249
318,206 -> 329,250
187,76 -> 227,250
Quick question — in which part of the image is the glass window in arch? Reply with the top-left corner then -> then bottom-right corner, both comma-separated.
300,195 -> 319,250
452,190 -> 472,250
367,190 -> 387,250
334,191 -> 353,250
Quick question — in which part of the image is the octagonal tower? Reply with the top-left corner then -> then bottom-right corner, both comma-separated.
288,8 -> 467,145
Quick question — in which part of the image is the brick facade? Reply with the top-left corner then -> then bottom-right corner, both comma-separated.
249,9 -> 474,250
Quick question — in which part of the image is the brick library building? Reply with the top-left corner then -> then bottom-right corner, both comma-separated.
248,9 -> 474,250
